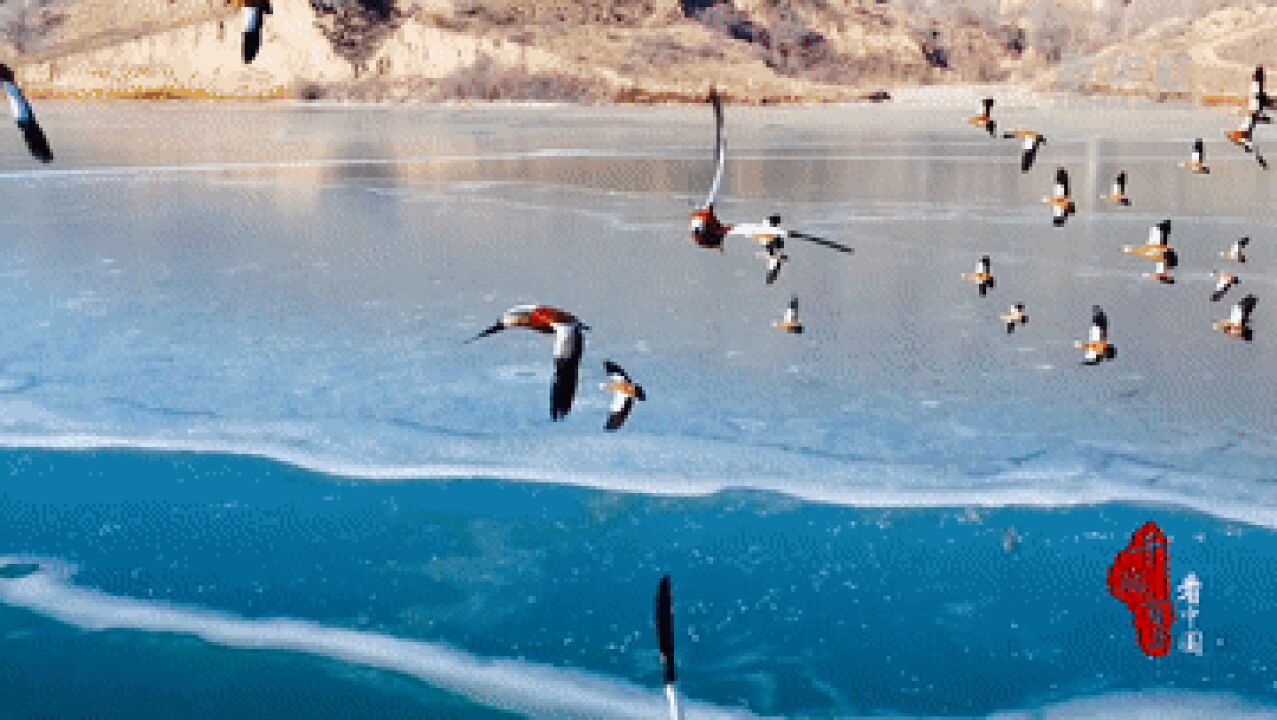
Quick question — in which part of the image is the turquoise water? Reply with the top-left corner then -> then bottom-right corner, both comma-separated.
2,100 -> 1277,717
3,448 -> 1277,718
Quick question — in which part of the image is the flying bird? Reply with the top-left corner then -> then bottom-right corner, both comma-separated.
1043,167 -> 1074,226
962,255 -> 996,297
1101,171 -> 1131,206
774,296 -> 804,334
1001,303 -> 1028,334
0,64 -> 52,163
1075,305 -> 1116,365
969,97 -> 997,137
1123,220 -> 1178,269
756,237 -> 789,285
467,305 -> 588,420
1210,270 -> 1239,302
1180,139 -> 1210,174
1226,113 -> 1269,168
240,0 -> 273,64
600,361 -> 645,431
1214,294 -> 1257,342
730,214 -> 854,256
685,95 -> 851,256
654,576 -> 685,720
1220,236 -> 1249,263
1004,129 -> 1045,172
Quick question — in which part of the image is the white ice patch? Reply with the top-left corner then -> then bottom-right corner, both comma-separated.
0,558 -> 759,720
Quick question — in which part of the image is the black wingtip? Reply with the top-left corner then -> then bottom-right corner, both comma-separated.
465,323 -> 504,344
655,575 -> 676,684
243,30 -> 262,64
18,120 -> 52,163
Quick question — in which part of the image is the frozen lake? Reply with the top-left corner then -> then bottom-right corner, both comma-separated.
0,98 -> 1275,717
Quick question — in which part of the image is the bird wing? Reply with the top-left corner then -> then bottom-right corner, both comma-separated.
1091,308 -> 1108,342
1193,139 -> 1204,162
603,360 -> 631,384
550,324 -> 583,420
1238,295 -> 1258,324
242,26 -> 263,64
765,258 -> 782,286
725,223 -> 777,241
787,230 -> 854,254
1020,137 -> 1039,173
655,576 -> 677,684
1115,171 -> 1126,195
704,88 -> 726,207
606,396 -> 635,431
1054,168 -> 1070,198
1238,237 -> 1251,249
4,82 -> 32,123
18,120 -> 52,163
1148,223 -> 1166,246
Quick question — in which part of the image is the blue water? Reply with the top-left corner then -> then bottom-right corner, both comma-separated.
2,447 -> 1276,718
2,101 -> 1277,717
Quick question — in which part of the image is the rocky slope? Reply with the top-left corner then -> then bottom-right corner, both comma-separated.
0,0 -> 1266,102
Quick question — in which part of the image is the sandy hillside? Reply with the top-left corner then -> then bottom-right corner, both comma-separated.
1034,2 -> 1277,101
0,0 -> 1034,101
0,0 -> 1266,102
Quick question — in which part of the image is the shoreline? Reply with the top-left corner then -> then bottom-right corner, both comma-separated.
0,439 -> 1272,532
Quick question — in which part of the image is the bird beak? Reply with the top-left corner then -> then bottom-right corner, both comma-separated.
466,322 -> 504,344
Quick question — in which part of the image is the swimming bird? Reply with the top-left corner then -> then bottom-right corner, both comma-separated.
962,255 -> 995,297
1075,305 -> 1116,365
774,296 -> 803,334
1100,171 -> 1131,206
0,64 -> 52,163
1210,270 -> 1239,302
1220,236 -> 1249,263
1001,303 -> 1028,334
689,87 -> 731,250
969,97 -> 997,137
1004,129 -> 1045,173
1214,294 -> 1257,342
1180,139 -> 1210,174
1123,220 -> 1178,269
1042,167 -> 1074,226
756,237 -> 788,286
655,575 -> 685,720
467,305 -> 588,420
600,361 -> 645,431
240,0 -> 272,64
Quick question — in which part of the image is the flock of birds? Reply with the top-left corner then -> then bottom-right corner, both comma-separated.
967,69 -> 1268,360
0,26 -> 1271,714
467,67 -> 1270,433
